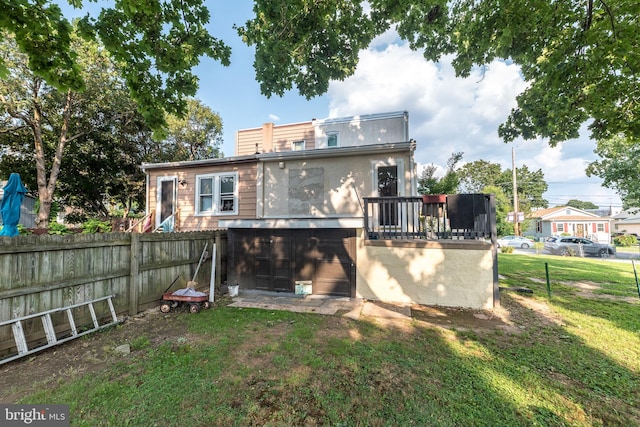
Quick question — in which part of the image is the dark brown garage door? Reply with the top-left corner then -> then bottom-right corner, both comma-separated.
228,229 -> 356,297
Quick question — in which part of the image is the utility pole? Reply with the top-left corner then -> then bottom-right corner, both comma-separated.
512,147 -> 519,236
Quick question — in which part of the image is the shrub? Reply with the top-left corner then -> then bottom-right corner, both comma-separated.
82,219 -> 112,233
48,222 -> 71,235
17,224 -> 32,235
500,246 -> 514,253
613,234 -> 637,247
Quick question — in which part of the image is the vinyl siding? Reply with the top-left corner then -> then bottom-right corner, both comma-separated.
146,162 -> 258,231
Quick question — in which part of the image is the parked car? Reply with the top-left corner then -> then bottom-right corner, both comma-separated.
496,235 -> 535,249
544,236 -> 616,257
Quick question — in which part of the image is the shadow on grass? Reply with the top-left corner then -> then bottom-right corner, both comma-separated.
18,298 -> 640,426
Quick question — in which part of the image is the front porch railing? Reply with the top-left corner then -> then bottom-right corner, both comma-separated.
363,194 -> 496,241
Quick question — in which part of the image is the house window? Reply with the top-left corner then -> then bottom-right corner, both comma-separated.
292,140 -> 305,151
196,172 -> 238,215
536,220 -> 542,233
327,132 -> 339,147
556,223 -> 564,232
597,223 -> 604,232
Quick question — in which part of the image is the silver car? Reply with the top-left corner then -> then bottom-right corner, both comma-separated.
497,235 -> 535,249
544,236 -> 616,257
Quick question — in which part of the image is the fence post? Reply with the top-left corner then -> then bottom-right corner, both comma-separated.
214,232 -> 222,288
129,233 -> 140,315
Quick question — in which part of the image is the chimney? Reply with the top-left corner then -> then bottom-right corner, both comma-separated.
262,123 -> 274,153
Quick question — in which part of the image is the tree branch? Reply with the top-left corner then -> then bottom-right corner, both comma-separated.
597,0 -> 617,38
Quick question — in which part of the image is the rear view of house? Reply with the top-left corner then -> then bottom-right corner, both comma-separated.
142,111 -> 498,310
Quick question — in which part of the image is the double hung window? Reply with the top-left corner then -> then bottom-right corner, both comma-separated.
196,172 -> 238,215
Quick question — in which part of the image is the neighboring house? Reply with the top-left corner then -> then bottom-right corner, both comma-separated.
528,206 -> 611,243
142,111 -> 498,310
611,208 -> 640,236
0,182 -> 37,229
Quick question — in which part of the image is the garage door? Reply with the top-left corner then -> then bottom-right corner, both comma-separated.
229,229 -> 356,297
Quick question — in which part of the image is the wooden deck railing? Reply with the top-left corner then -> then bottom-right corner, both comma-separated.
363,194 -> 496,241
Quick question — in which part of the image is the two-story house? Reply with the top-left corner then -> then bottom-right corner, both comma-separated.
142,111 -> 497,309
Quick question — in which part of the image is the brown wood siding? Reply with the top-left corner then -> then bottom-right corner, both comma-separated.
146,162 -> 258,232
236,128 -> 262,156
237,122 -> 315,155
271,122 -> 315,152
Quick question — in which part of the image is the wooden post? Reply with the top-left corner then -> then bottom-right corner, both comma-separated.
129,233 -> 140,315
214,233 -> 221,288
209,243 -> 216,304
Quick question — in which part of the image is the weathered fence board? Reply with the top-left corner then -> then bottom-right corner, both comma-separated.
0,230 -> 227,357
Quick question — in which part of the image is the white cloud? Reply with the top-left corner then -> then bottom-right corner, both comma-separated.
268,114 -> 281,122
326,41 -> 622,207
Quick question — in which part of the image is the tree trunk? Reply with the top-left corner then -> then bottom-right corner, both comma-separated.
32,87 -> 74,228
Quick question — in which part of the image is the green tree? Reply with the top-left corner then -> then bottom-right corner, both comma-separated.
163,99 -> 224,162
418,152 -> 463,195
500,165 -> 549,211
0,0 -> 231,132
483,184 -> 513,237
0,31 -> 153,225
458,160 -> 502,193
566,199 -> 599,210
239,0 -> 639,145
586,135 -> 640,209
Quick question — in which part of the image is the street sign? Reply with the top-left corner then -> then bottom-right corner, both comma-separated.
507,212 -> 525,223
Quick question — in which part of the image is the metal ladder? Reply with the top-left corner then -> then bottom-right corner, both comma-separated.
0,295 -> 120,365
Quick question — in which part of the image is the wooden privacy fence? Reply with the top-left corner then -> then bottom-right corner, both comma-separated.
0,230 -> 227,356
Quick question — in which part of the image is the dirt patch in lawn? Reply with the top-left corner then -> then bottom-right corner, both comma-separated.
0,308 -> 190,404
0,287 -> 612,404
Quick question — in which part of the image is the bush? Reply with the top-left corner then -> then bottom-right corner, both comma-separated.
48,222 -> 72,235
500,246 -> 514,253
82,219 -> 113,233
17,224 -> 32,235
614,234 -> 637,247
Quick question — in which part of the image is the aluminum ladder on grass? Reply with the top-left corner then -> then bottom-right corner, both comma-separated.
0,295 -> 120,365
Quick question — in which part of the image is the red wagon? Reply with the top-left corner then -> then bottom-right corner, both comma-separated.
160,291 -> 210,314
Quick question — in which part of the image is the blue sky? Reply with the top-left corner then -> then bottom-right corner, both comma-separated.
59,1 -> 623,209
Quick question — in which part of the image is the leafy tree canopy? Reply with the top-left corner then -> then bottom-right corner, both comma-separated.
418,152 -> 463,195
457,160 -> 549,211
586,135 -> 640,209
501,165 -> 549,211
0,29 -> 161,223
483,184 -> 513,237
0,0 -> 231,133
458,160 -> 503,193
239,0 -> 639,145
162,98 -> 224,162
566,199 -> 599,210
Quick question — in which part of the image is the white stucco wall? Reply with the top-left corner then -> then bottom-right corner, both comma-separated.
260,151 -> 413,218
313,111 -> 409,149
356,234 -> 496,310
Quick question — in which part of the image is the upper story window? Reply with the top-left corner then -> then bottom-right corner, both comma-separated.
292,140 -> 305,151
196,172 -> 238,215
327,132 -> 339,148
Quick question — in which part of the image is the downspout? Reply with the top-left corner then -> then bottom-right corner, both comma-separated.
142,166 -> 150,216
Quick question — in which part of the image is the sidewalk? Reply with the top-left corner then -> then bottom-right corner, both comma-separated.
226,290 -> 412,321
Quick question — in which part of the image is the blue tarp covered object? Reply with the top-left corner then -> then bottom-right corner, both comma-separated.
0,173 -> 28,237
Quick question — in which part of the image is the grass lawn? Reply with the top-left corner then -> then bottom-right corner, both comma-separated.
6,254 -> 640,426
615,245 -> 640,254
